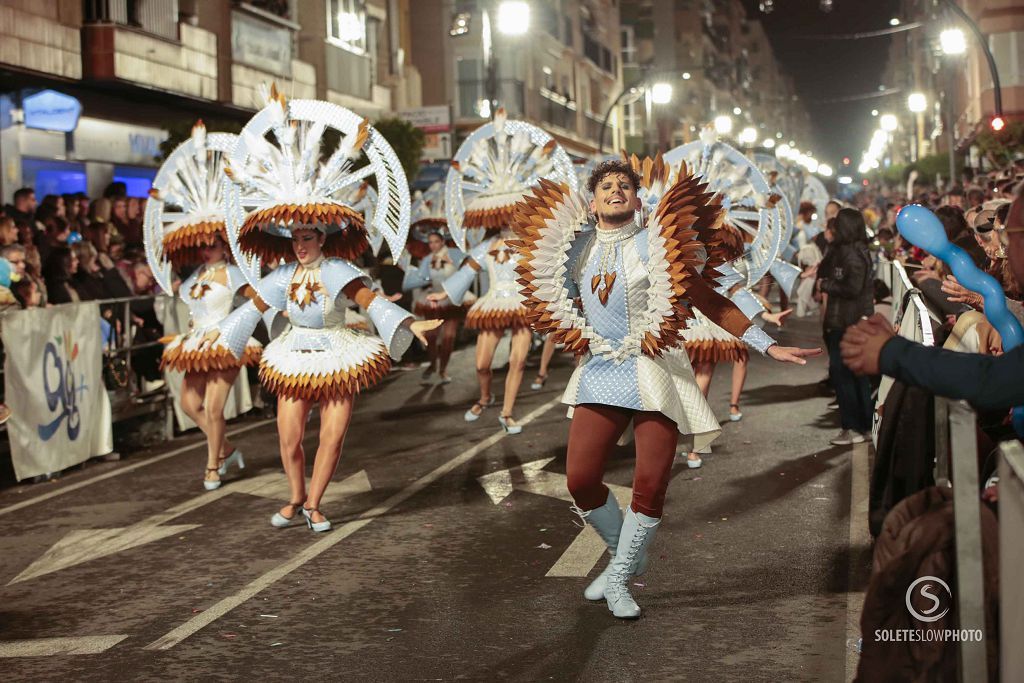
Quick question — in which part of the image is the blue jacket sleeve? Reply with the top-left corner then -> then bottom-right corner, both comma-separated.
879,336 -> 1024,411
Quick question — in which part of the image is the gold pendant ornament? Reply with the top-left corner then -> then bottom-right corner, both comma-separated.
289,280 -> 325,309
189,282 -> 212,300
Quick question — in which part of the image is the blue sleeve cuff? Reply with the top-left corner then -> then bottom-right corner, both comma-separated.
740,325 -> 775,355
367,296 -> 415,359
403,261 -> 431,291
220,301 -> 264,358
730,288 -> 766,321
442,264 -> 477,305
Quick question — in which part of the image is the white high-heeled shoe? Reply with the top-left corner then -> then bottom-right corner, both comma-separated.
203,468 -> 222,491
217,449 -> 246,476
498,415 -> 522,434
302,507 -> 332,533
463,395 -> 495,422
271,500 -> 305,528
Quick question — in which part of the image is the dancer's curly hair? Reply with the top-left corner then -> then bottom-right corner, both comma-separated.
586,159 -> 641,195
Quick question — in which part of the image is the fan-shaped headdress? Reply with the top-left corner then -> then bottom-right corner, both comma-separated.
144,121 -> 236,293
445,108 -> 578,249
222,84 -> 409,286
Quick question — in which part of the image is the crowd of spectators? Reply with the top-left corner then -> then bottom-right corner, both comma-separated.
0,182 -> 166,394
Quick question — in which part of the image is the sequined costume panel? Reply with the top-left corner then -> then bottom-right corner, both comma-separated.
561,225 -> 721,448
161,264 -> 263,372
464,235 -> 529,331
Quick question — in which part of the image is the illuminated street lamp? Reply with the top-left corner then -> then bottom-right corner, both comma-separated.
880,114 -> 899,132
650,82 -> 673,105
496,1 -> 530,35
762,138 -> 776,149
818,164 -> 833,177
907,92 -> 927,113
714,115 -> 734,135
940,28 -> 967,55
739,126 -> 758,145
732,106 -> 742,116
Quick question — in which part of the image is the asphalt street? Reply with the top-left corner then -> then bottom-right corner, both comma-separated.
0,316 -> 872,682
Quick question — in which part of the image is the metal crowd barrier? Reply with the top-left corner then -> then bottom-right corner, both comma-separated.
878,258 -> 1017,680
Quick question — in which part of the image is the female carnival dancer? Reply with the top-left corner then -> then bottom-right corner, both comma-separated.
402,183 -> 466,384
210,87 -> 440,531
144,122 -> 262,490
427,109 -> 578,433
511,160 -> 819,618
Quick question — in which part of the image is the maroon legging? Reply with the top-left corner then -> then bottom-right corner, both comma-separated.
566,403 -> 679,518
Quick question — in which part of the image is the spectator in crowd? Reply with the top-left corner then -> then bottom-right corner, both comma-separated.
84,221 -> 116,270
70,241 -> 112,301
3,187 -> 36,224
39,194 -> 66,219
11,278 -> 42,309
64,192 -> 86,232
42,247 -> 80,305
36,210 -> 72,265
0,216 -> 18,246
1,244 -> 27,283
842,193 -> 1024,414
127,260 -> 165,393
817,208 -> 876,445
0,257 -> 19,313
90,197 -> 112,225
112,196 -> 143,247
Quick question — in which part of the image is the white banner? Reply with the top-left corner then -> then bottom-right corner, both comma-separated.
3,303 -> 113,480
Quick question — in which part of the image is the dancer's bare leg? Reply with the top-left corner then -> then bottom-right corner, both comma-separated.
467,329 -> 500,417
690,361 -> 716,463
437,319 -> 458,379
276,395 -> 312,516
305,395 -> 355,525
202,368 -> 239,477
500,326 -> 532,426
729,356 -> 748,418
181,372 -> 216,481
534,334 -> 557,386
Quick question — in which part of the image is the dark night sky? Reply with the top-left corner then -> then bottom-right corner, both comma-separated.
741,0 -> 903,168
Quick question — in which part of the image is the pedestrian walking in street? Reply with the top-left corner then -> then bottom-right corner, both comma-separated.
818,208 -> 875,445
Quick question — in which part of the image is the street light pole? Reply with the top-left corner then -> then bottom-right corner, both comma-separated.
599,77 -> 645,155
940,0 -> 1003,120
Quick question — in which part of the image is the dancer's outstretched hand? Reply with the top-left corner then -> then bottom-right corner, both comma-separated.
426,292 -> 448,303
766,344 -> 822,365
411,319 -> 443,345
762,308 -> 793,327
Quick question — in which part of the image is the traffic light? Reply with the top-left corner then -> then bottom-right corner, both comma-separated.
991,116 -> 1006,132
842,156 -> 851,166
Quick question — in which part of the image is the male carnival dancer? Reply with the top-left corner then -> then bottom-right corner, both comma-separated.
511,160 -> 820,618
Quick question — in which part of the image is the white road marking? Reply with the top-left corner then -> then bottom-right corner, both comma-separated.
476,457 -> 631,577
845,440 -> 870,682
7,470 -> 372,584
143,397 -> 562,651
0,635 -> 128,657
0,419 -> 276,519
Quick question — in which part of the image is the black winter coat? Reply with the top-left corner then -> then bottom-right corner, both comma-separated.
819,242 -> 873,331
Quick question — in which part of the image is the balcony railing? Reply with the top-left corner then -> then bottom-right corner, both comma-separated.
83,0 -> 180,42
539,88 -> 577,132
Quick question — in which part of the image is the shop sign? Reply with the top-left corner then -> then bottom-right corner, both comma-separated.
399,106 -> 451,134
23,90 -> 82,133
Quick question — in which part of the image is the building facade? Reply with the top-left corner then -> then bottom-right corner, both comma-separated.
0,0 -> 415,202
618,0 -> 813,156
408,0 -> 623,158
880,0 -> 1024,170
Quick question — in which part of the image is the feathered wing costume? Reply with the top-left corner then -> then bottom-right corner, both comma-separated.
144,121 -> 263,373
441,109 -> 578,331
215,86 -> 416,402
510,167 -> 775,451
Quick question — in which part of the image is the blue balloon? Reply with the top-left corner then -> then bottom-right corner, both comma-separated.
896,204 -> 1024,434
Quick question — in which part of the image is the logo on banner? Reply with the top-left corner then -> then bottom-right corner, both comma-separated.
38,331 -> 88,441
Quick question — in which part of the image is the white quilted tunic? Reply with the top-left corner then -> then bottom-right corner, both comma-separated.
562,223 -> 722,450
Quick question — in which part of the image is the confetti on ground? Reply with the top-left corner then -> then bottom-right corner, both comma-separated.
537,543 -> 552,549
271,642 -> 284,647
387,628 -> 402,633
259,614 -> 278,618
